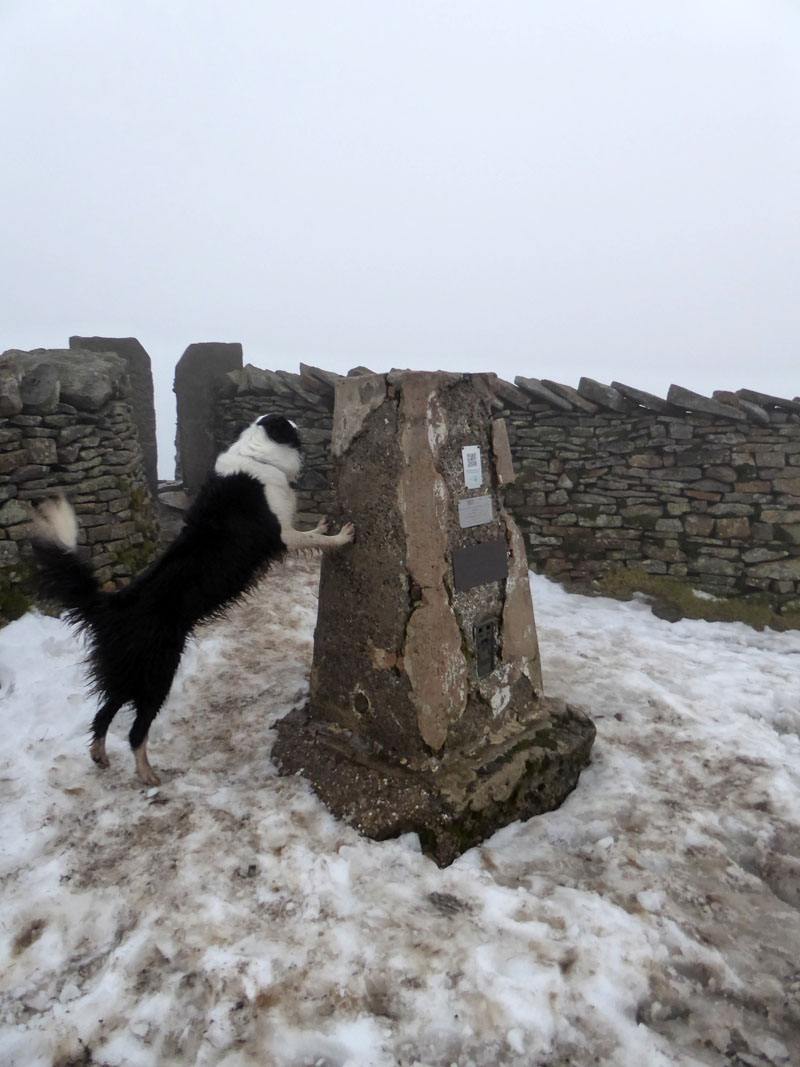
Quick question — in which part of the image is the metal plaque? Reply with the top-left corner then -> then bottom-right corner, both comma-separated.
452,539 -> 508,592
458,495 -> 493,529
474,619 -> 496,677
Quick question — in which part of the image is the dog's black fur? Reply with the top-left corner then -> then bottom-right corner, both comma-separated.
32,414 -> 354,785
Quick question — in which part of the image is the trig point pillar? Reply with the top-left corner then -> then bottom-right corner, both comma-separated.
274,371 -> 595,865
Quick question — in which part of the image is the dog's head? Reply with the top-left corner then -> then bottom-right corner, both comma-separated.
256,413 -> 301,452
217,413 -> 303,481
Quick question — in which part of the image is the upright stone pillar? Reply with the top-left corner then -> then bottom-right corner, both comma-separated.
174,342 -> 243,492
274,371 -> 594,865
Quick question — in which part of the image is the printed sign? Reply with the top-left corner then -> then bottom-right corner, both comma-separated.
458,496 -> 493,529
462,445 -> 483,489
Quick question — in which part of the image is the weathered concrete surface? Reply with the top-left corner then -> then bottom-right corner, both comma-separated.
274,370 -> 595,865
275,698 -> 594,866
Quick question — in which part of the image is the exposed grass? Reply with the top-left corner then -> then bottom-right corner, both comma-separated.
0,559 -> 38,627
593,565 -> 800,632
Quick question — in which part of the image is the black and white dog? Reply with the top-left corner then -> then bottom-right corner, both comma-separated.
32,413 -> 354,786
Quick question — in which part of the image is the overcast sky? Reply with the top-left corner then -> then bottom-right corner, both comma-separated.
2,0 -> 799,476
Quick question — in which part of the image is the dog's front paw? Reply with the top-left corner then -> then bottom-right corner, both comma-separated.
314,517 -> 329,534
338,521 -> 355,544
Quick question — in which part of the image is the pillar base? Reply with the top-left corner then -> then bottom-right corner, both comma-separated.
273,698 -> 595,867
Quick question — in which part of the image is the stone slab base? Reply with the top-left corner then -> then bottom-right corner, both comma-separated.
273,699 -> 596,867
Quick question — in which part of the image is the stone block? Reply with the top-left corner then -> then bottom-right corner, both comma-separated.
684,514 -> 715,536
577,378 -> 630,412
667,385 -> 747,420
666,422 -> 694,439
542,380 -> 599,414
774,477 -> 800,497
514,376 -> 573,411
611,382 -> 675,413
742,548 -> 789,564
747,557 -> 800,581
737,388 -> 800,414
754,451 -> 786,467
705,465 -> 736,482
0,368 -> 23,416
716,517 -> 751,539
24,437 -> 57,465
629,454 -> 662,468
0,499 -> 33,526
0,540 -> 20,565
690,556 -> 741,576
19,362 -> 60,412
0,450 -> 26,474
707,503 -> 754,517
760,509 -> 800,524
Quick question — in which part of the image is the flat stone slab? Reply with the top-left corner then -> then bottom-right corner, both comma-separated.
514,376 -> 573,410
611,382 -> 676,414
713,391 -> 770,426
273,698 -> 596,867
736,388 -> 800,415
542,380 -> 599,414
578,377 -> 631,413
667,385 -> 747,421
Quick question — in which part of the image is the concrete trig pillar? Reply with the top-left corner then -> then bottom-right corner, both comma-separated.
274,371 -> 595,865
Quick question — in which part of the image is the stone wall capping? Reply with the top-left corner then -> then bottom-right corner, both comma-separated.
0,367 -> 23,416
712,390 -> 770,426
514,376 -> 573,411
492,377 -> 531,410
278,369 -> 329,405
541,380 -> 599,415
611,382 -> 677,413
577,377 -> 631,413
667,384 -> 747,421
736,388 -> 800,415
2,348 -> 128,413
299,363 -> 342,394
470,372 -> 505,410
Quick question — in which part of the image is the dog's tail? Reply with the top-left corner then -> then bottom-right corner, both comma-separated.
31,497 -> 100,619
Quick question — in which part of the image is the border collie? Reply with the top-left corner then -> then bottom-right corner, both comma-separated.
32,413 -> 354,786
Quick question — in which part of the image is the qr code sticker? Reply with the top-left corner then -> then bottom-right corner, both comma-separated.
466,452 -> 478,467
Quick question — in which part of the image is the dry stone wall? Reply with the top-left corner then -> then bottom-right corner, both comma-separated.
0,347 -> 159,620
196,364 -> 800,614
495,378 -> 800,612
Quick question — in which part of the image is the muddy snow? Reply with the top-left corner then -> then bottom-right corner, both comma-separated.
1,557 -> 799,1066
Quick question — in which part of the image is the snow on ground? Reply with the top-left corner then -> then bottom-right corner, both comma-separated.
1,557 -> 800,1067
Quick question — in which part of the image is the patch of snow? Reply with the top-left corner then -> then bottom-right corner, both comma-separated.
1,559 -> 799,1065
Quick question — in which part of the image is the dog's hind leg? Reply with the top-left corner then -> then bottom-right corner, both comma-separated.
128,703 -> 162,787
89,699 -> 124,769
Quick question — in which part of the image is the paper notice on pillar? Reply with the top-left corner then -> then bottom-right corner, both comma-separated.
458,495 -> 494,529
461,445 -> 483,488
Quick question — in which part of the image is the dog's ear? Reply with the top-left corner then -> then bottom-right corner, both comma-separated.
256,414 -> 301,450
